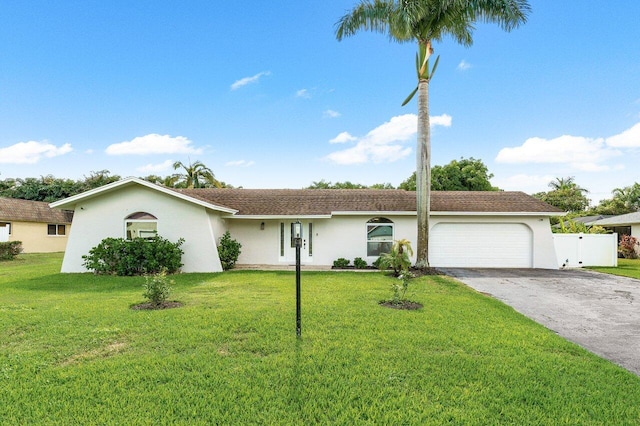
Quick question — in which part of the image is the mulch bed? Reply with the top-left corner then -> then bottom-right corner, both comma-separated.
130,301 -> 183,310
379,300 -> 423,310
409,267 -> 443,277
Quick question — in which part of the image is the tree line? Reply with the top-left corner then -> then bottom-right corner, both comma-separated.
0,161 -> 230,203
2,156 -> 638,217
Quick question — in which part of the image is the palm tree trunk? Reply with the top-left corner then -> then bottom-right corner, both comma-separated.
415,77 -> 431,269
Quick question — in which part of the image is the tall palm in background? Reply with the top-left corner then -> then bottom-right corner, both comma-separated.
172,160 -> 220,189
549,176 -> 587,193
336,0 -> 530,268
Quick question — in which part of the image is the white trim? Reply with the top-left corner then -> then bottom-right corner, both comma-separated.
332,211 -> 415,216
332,210 -> 564,217
430,211 -> 565,217
50,177 -> 238,215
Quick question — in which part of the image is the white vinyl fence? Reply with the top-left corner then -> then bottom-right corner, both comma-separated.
553,233 -> 618,268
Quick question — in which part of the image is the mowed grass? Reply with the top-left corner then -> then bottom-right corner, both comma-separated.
590,258 -> 640,279
2,254 -> 640,424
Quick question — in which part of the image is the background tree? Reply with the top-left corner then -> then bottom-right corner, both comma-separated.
432,157 -> 498,191
589,183 -> 640,215
336,0 -> 530,268
0,175 -> 82,202
81,170 -> 120,191
398,157 -> 498,191
533,177 -> 590,213
306,180 -> 392,189
172,160 -> 221,189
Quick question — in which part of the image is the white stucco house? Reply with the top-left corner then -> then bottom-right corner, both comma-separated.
50,177 -> 562,273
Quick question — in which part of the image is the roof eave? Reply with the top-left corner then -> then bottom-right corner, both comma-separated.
49,177 -> 238,214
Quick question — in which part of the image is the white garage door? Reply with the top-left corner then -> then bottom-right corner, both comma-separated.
430,223 -> 533,268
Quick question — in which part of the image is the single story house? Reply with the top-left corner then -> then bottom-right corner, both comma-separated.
0,197 -> 73,253
593,212 -> 640,242
50,177 -> 562,273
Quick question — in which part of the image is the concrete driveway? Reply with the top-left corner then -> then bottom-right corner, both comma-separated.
440,268 -> 640,376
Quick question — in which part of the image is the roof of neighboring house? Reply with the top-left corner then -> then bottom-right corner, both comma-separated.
592,211 -> 640,226
176,188 -> 563,216
0,197 -> 74,223
553,214 -> 615,228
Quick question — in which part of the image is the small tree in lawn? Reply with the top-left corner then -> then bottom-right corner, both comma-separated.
142,269 -> 173,307
378,239 -> 413,277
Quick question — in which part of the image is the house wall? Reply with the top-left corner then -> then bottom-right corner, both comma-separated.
228,215 -> 417,266
228,214 -> 558,269
7,221 -> 70,253
61,185 -> 223,273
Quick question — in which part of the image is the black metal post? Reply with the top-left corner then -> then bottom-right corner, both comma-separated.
295,237 -> 301,338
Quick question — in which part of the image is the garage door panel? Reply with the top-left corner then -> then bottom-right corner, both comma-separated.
430,223 -> 532,268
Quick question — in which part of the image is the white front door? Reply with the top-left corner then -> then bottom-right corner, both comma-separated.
280,221 -> 314,263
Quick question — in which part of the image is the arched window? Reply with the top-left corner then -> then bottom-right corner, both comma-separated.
125,212 -> 158,240
366,217 -> 393,257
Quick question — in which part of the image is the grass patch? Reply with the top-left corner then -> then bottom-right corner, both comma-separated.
2,253 -> 640,424
589,258 -> 640,279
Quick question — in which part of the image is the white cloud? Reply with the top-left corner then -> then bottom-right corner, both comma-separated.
0,140 -> 72,164
457,60 -> 471,71
296,89 -> 311,98
323,109 -> 341,118
495,135 -> 621,170
225,160 -> 255,167
430,114 -> 452,127
606,122 -> 640,147
494,174 -> 555,193
136,159 -> 174,173
230,71 -> 271,90
325,113 -> 450,165
329,132 -> 357,144
105,134 -> 201,156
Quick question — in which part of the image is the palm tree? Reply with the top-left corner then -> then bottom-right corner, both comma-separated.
549,176 -> 587,193
172,160 -> 220,189
336,0 -> 530,269
612,183 -> 640,211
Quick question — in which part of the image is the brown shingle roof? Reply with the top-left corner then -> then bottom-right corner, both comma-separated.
0,197 -> 74,223
175,189 -> 561,216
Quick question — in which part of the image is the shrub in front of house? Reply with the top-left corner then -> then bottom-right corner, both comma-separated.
218,231 -> 242,271
83,236 -> 184,276
619,235 -> 639,259
353,257 -> 368,269
332,258 -> 350,268
0,241 -> 23,261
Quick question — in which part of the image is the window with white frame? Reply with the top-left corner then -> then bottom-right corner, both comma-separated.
125,212 -> 158,239
366,217 -> 393,256
0,222 -> 11,235
47,224 -> 66,236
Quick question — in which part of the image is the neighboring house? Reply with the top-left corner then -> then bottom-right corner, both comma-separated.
50,177 -> 562,273
554,215 -> 614,230
592,212 -> 640,242
0,197 -> 73,253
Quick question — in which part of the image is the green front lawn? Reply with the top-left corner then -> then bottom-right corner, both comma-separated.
589,258 -> 640,279
2,254 -> 640,424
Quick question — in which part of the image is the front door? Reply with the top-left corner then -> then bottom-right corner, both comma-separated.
280,221 -> 313,263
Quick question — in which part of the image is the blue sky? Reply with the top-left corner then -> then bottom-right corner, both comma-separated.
1,1 -> 639,204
